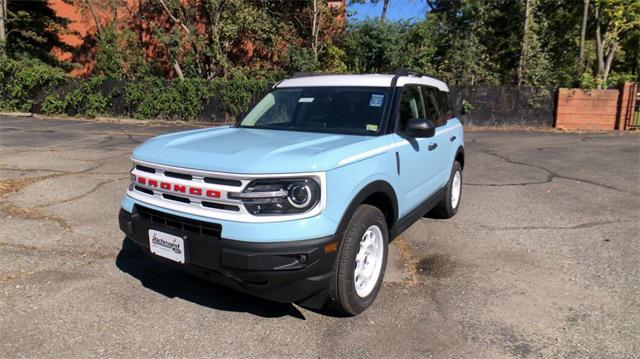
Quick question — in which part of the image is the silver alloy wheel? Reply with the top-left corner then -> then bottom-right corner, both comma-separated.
451,170 -> 461,209
354,225 -> 384,298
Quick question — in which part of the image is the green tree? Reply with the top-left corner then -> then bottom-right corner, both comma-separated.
593,0 -> 640,88
93,25 -> 151,80
3,0 -> 74,67
517,0 -> 552,87
342,20 -> 405,73
395,20 -> 437,74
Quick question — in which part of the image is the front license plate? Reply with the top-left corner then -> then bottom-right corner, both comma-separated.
148,230 -> 185,264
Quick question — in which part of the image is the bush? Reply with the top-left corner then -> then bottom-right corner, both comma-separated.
0,57 -> 272,121
124,78 -> 209,120
212,78 -> 270,119
0,57 -> 67,112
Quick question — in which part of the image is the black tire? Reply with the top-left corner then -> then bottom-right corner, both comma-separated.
429,161 -> 463,219
327,204 -> 389,316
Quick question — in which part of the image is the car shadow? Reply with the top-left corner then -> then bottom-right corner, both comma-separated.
115,238 -> 306,320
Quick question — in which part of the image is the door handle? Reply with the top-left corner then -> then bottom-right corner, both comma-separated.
450,136 -> 456,142
428,143 -> 438,151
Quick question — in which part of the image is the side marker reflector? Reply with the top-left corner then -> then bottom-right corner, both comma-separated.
324,242 -> 338,254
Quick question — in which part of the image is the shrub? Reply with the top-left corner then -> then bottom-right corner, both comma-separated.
41,94 -> 66,115
213,78 -> 270,119
1,57 -> 273,121
0,57 -> 67,112
124,78 -> 209,120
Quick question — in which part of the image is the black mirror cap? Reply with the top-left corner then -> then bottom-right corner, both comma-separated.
406,118 -> 436,138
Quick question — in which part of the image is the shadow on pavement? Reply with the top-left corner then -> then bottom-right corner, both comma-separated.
115,238 -> 306,320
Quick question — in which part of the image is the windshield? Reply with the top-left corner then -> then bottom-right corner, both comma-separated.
238,87 -> 390,135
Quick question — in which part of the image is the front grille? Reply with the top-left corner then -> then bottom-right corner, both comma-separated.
135,205 -> 222,238
204,177 -> 242,187
162,193 -> 190,203
136,165 -> 155,173
164,171 -> 193,180
202,201 -> 240,212
134,186 -> 153,195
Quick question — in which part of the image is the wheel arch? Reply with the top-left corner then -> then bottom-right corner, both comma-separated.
336,180 -> 398,235
455,146 -> 465,169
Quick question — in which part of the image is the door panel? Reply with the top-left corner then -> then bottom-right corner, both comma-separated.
421,86 -> 452,187
393,85 -> 442,216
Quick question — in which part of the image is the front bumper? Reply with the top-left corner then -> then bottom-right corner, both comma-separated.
118,205 -> 340,307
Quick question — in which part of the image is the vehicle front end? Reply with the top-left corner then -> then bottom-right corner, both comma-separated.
119,157 -> 341,307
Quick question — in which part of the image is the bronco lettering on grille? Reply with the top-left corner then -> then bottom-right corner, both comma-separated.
136,176 -> 221,198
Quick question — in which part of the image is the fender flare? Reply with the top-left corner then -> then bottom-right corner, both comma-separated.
455,145 -> 465,169
335,180 -> 399,234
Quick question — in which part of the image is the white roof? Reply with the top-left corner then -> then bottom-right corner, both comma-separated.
276,74 -> 449,92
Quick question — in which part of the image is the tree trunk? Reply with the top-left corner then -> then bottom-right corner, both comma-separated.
311,0 -> 319,60
0,0 -> 7,56
173,61 -> 185,80
579,0 -> 589,71
595,5 -> 605,88
85,0 -> 102,36
380,0 -> 389,21
602,42 -> 618,88
159,0 -> 190,35
516,0 -> 531,86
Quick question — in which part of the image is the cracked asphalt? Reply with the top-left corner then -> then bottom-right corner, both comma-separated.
1,115 -> 639,358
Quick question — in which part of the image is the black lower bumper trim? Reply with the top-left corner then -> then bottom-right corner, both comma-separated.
118,206 -> 339,306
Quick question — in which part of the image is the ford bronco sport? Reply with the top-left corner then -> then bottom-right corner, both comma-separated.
118,70 -> 464,315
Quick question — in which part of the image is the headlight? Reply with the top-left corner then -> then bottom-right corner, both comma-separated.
229,178 -> 320,215
129,164 -> 135,190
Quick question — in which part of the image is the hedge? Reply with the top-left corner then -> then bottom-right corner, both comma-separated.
0,57 -> 271,122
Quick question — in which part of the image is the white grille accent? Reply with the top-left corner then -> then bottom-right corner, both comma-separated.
128,158 -> 326,223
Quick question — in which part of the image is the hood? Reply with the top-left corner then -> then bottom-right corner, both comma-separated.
132,126 -> 392,174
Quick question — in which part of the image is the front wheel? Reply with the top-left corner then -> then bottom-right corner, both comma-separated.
430,161 -> 462,219
328,204 -> 388,315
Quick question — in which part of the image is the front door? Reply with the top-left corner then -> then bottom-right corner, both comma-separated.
391,85 -> 444,217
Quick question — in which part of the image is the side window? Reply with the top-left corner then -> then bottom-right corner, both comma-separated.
397,86 -> 425,131
420,86 -> 444,126
438,91 -> 453,120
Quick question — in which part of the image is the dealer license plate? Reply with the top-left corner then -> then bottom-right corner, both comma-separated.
148,229 -> 185,264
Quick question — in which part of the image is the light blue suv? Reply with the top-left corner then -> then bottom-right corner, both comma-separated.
118,70 -> 464,315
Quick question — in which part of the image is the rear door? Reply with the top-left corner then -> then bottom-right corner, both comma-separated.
421,86 -> 453,187
391,85 -> 443,215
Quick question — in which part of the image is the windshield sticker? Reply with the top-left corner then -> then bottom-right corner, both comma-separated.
369,94 -> 385,107
366,124 -> 379,132
298,97 -> 314,103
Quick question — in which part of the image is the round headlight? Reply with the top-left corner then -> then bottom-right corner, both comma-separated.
230,178 -> 320,215
287,183 -> 312,208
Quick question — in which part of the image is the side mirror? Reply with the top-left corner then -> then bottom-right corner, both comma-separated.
406,118 -> 436,138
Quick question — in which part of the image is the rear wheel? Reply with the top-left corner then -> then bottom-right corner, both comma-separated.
328,204 -> 388,315
430,161 -> 462,219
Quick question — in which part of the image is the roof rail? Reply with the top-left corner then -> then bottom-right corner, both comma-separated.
290,72 -> 332,78
394,68 -> 447,84
394,68 -> 424,77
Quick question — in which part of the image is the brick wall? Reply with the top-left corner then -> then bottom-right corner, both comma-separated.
555,88 -> 620,130
618,83 -> 638,130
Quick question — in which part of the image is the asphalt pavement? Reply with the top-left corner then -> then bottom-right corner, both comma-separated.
1,115 -> 639,358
